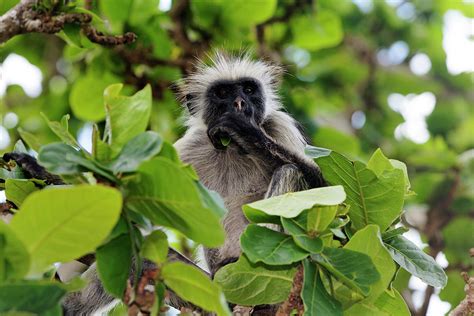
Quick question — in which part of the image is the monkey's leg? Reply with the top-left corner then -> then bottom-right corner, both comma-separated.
264,164 -> 309,198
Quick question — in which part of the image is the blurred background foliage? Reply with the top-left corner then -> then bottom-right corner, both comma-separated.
0,0 -> 472,315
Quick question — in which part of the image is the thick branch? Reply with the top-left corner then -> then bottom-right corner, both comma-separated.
0,0 -> 135,45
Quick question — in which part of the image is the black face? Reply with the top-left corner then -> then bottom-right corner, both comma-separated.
203,77 -> 265,126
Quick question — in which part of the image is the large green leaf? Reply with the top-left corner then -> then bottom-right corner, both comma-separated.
162,262 -> 231,316
0,221 -> 30,281
302,259 -> 342,316
384,235 -> 447,288
125,158 -> 225,247
291,11 -> 343,51
10,185 -> 122,275
107,131 -> 163,174
0,281 -> 66,313
242,185 -> 346,219
96,234 -> 132,298
344,289 -> 410,316
214,255 -> 296,305
240,224 -> 309,265
307,147 -> 405,231
140,230 -> 168,264
5,179 -> 39,207
312,247 -> 380,296
343,225 -> 395,302
103,84 -> 152,157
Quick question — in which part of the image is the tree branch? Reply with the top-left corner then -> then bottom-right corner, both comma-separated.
0,0 -> 136,45
449,270 -> 474,315
276,265 -> 304,315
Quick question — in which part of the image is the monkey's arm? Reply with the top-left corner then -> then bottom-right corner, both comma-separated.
207,112 -> 325,188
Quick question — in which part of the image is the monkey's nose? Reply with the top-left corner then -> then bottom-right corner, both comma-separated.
233,96 -> 245,111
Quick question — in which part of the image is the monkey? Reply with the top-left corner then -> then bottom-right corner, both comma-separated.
173,52 -> 325,276
2,53 -> 325,315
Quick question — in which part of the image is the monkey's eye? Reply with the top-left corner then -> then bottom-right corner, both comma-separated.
243,82 -> 257,95
244,86 -> 254,94
215,87 -> 228,99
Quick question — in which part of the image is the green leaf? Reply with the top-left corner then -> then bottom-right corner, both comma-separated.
241,224 -> 309,265
308,147 -> 405,231
439,270 -> 472,307
162,262 -> 231,316
0,281 -> 66,313
442,217 -> 474,266
306,205 -> 339,233
367,149 -> 412,195
40,113 -> 81,150
18,128 -> 43,152
125,158 -> 225,247
140,230 -> 168,264
38,143 -> 117,182
0,221 -> 30,281
5,179 -> 39,207
366,149 -> 394,177
281,216 -> 323,253
291,11 -> 343,51
100,0 -> 132,23
214,255 -> 296,305
344,225 -> 395,302
195,182 -> 228,219
242,185 -> 346,219
70,71 -> 117,122
129,0 -> 160,26
10,185 -> 122,275
103,84 -> 152,157
312,247 -> 380,296
61,24 -> 83,48
96,234 -> 132,298
220,136 -> 231,147
108,131 -> 163,173
302,259 -> 342,316
222,0 -> 277,26
381,227 -> 409,241
344,289 -> 410,316
384,235 -> 447,288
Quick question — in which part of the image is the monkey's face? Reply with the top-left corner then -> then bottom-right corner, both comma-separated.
203,77 -> 265,127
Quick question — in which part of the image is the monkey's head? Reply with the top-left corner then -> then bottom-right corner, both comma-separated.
177,52 -> 283,129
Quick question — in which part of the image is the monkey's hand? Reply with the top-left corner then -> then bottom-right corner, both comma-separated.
207,112 -> 270,154
207,113 -> 325,188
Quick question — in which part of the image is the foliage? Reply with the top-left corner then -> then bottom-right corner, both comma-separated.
1,0 -> 473,315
